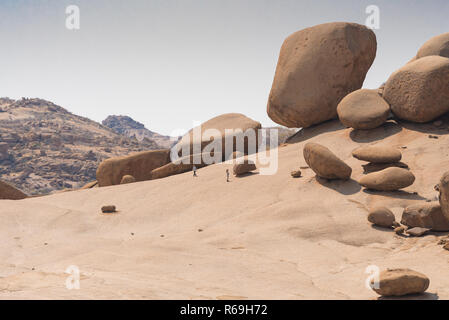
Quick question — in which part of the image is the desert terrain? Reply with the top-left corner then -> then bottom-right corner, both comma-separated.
1,118 -> 449,299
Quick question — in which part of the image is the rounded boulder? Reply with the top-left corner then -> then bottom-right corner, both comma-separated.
267,22 -> 377,128
383,56 -> 449,123
303,143 -> 352,180
352,145 -> 402,163
337,89 -> 390,129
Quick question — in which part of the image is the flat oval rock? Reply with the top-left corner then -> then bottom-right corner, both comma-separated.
407,227 -> 430,237
303,143 -> 352,180
352,145 -> 401,163
359,167 -> 415,191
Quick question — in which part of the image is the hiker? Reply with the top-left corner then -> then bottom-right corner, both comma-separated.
193,165 -> 197,177
226,169 -> 230,182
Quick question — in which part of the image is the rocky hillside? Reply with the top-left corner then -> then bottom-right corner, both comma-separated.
0,98 -> 160,195
102,115 -> 175,149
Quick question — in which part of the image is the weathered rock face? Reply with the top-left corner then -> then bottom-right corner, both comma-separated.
371,268 -> 429,296
407,227 -> 430,237
174,113 -> 261,159
120,175 -> 136,184
0,180 -> 27,200
401,202 -> 449,231
303,143 -> 352,180
383,56 -> 449,123
337,89 -> 390,129
438,171 -> 449,221
352,145 -> 402,163
416,32 -> 449,59
233,160 -> 257,176
267,22 -> 377,128
359,167 -> 415,191
96,150 -> 171,186
368,207 -> 396,228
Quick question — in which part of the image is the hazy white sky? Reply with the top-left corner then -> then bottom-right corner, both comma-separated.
0,0 -> 448,135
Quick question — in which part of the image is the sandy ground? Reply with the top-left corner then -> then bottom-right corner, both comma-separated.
1,119 -> 449,300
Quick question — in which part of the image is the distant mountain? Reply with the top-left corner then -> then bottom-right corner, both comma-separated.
0,98 -> 160,195
102,115 -> 176,149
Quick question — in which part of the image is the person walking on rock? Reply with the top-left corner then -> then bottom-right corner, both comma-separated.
226,169 -> 230,182
193,165 -> 197,177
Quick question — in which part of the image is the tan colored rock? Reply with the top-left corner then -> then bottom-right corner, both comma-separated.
407,227 -> 430,237
383,56 -> 449,123
0,180 -> 27,200
267,22 -> 377,128
359,167 -> 415,191
303,143 -> 352,180
233,160 -> 257,176
337,89 -> 390,129
174,113 -> 261,159
371,268 -> 429,296
416,32 -> 449,59
394,226 -> 406,235
368,207 -> 395,228
290,170 -> 302,178
101,205 -> 116,213
352,145 -> 401,163
401,202 -> 449,231
120,175 -> 136,184
96,149 -> 171,187
438,171 -> 449,221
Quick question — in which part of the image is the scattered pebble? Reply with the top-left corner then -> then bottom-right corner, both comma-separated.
101,205 -> 116,213
428,135 -> 439,139
290,170 -> 302,178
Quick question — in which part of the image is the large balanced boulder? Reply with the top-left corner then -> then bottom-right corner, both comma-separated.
368,207 -> 396,228
96,149 -> 171,187
267,22 -> 377,128
401,202 -> 449,231
337,89 -> 390,129
371,268 -> 429,297
416,32 -> 449,59
0,180 -> 27,200
383,56 -> 449,123
303,143 -> 352,180
174,113 -> 261,160
352,145 -> 401,163
359,167 -> 415,191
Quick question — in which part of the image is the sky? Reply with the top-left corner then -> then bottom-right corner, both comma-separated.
0,0 -> 448,136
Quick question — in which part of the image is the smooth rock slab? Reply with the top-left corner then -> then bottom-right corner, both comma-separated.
359,167 -> 415,191
407,227 -> 430,237
303,143 -> 352,180
371,268 -> 430,297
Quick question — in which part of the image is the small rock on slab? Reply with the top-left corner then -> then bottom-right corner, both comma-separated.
407,227 -> 430,237
101,205 -> 117,213
290,170 -> 302,178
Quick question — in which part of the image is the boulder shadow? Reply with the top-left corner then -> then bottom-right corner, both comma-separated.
315,177 -> 361,195
377,292 -> 439,300
349,121 -> 402,143
370,225 -> 395,233
286,119 -> 345,144
396,113 -> 449,135
362,189 -> 427,201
